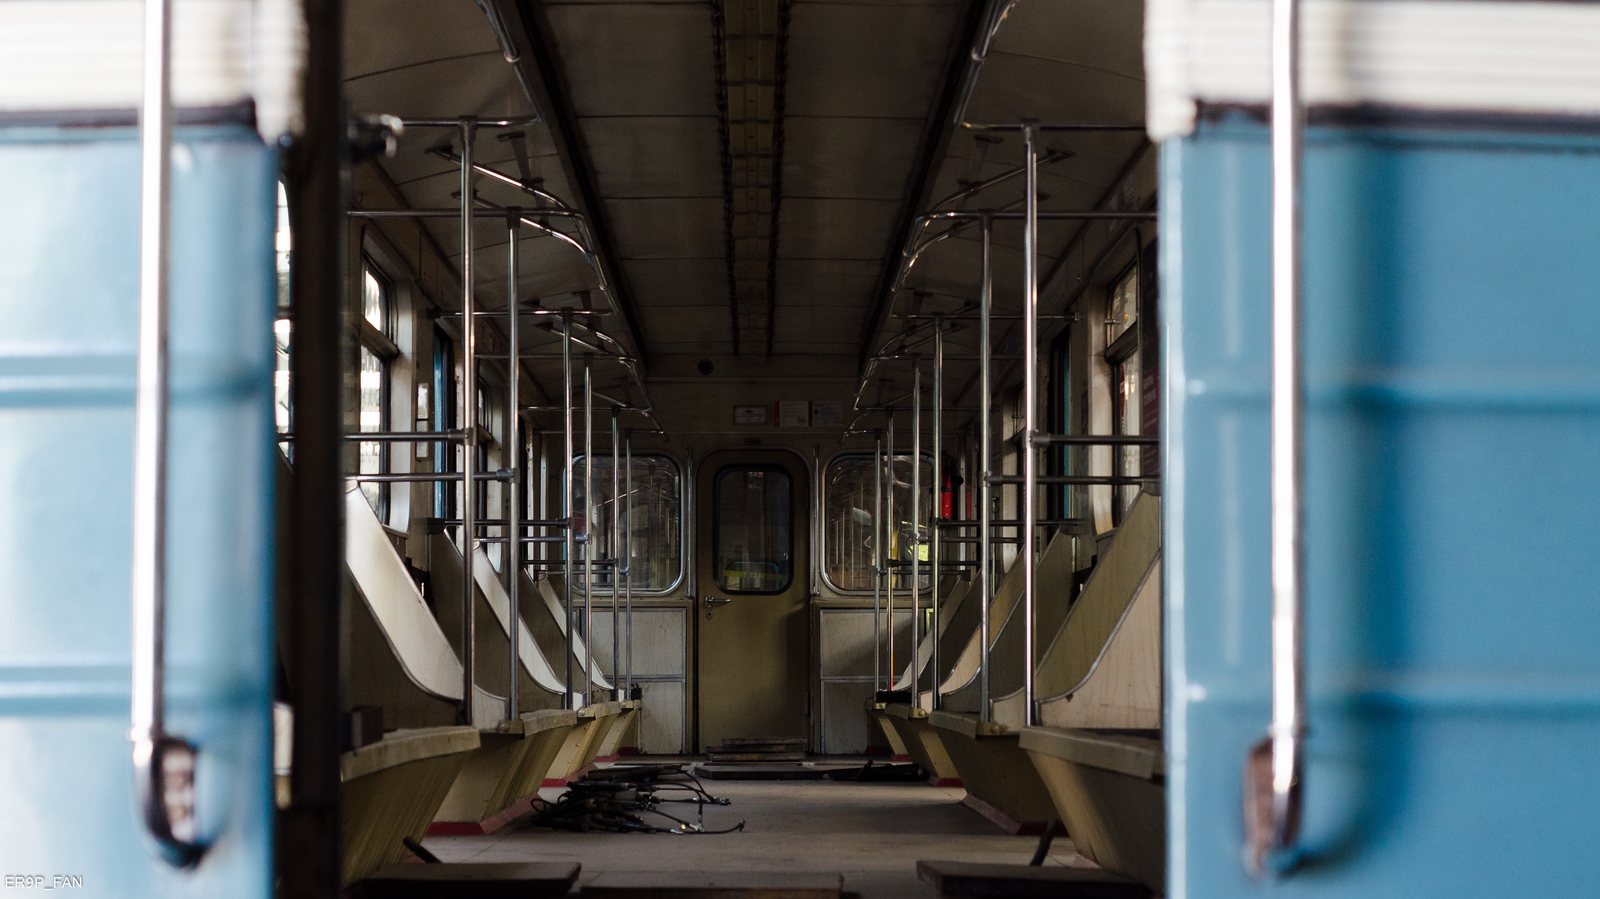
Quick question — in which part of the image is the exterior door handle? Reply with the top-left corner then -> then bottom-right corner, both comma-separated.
131,0 -> 207,869
703,595 -> 731,618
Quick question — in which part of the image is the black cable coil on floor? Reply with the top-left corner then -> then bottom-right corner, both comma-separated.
524,764 -> 746,835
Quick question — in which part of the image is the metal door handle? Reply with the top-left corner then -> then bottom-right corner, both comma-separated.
1245,0 -> 1306,878
132,0 -> 206,868
703,595 -> 732,609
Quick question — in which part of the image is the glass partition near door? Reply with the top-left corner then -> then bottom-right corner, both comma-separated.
571,454 -> 684,592
714,465 -> 793,594
822,453 -> 933,592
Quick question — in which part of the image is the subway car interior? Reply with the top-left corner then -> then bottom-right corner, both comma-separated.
4,0 -> 1600,896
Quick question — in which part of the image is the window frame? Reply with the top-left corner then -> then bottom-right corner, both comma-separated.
356,256 -> 399,522
1104,260 -> 1142,526
569,452 -> 686,596
711,463 -> 795,596
819,451 -> 936,595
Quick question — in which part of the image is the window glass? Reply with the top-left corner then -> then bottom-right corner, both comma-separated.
276,182 -> 292,310
432,326 -> 456,520
823,454 -> 933,592
362,266 -> 386,333
714,467 -> 792,594
274,182 -> 292,439
357,258 -> 392,519
571,455 -> 683,591
1114,352 -> 1142,521
358,345 -> 386,514
274,319 -> 292,434
1108,265 -> 1138,345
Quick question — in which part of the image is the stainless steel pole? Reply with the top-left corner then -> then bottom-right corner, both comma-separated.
885,407 -> 896,687
583,354 -> 595,704
506,212 -> 520,721
624,433 -> 634,695
931,318 -> 943,710
978,213 -> 993,722
459,117 -> 479,726
1255,0 -> 1308,872
1021,122 -> 1039,728
873,434 -> 883,691
562,309 -> 575,709
910,358 -> 922,707
132,0 -> 203,862
611,405 -> 620,698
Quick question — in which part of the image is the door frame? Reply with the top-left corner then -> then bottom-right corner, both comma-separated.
691,446 -> 814,751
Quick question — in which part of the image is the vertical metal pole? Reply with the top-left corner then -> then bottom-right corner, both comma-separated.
624,434 -> 634,695
885,407 -> 896,687
539,438 -> 549,563
611,406 -> 621,699
1021,122 -> 1039,728
910,359 -> 922,706
1265,0 -> 1308,869
978,213 -> 993,722
562,310 -> 574,709
132,0 -> 203,864
931,318 -> 943,710
459,117 -> 479,726
505,213 -> 520,721
873,434 -> 883,691
281,0 -> 345,885
583,355 -> 594,703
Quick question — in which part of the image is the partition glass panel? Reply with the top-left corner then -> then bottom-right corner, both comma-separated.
822,454 -> 932,593
571,454 -> 683,591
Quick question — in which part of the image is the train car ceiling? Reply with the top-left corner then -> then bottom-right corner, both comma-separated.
342,0 -> 1148,400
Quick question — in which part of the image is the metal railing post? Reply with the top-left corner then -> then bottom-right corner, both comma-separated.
978,212 -> 993,722
931,317 -> 943,709
873,433 -> 883,690
583,354 -> 595,703
624,433 -> 634,695
611,405 -> 621,698
459,116 -> 479,726
911,358 -> 922,706
562,310 -> 575,709
885,407 -> 896,686
506,211 -> 520,721
1020,123 -> 1040,728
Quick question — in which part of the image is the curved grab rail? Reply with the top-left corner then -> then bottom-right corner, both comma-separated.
1244,0 -> 1306,877
131,0 -> 207,867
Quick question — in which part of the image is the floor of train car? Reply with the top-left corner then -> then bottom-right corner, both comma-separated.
421,760 -> 1088,898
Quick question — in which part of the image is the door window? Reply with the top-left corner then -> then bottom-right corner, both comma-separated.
714,466 -> 793,594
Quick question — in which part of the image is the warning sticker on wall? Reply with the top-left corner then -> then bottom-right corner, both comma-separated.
809,401 -> 843,428
776,400 -> 810,428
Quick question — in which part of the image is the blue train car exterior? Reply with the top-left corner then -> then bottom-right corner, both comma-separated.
0,125 -> 277,897
1163,121 -> 1600,897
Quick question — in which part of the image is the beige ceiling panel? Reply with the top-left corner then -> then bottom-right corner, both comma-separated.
988,0 -> 1144,79
544,3 -> 718,117
604,198 -> 727,260
783,2 -> 960,118
344,0 -> 500,79
345,54 -> 535,121
777,198 -> 899,261
780,116 -> 925,201
958,53 -> 1144,127
582,116 -> 725,199
620,258 -> 728,307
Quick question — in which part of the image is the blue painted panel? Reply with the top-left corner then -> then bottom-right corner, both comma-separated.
0,127 -> 275,896
1163,122 -> 1600,898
